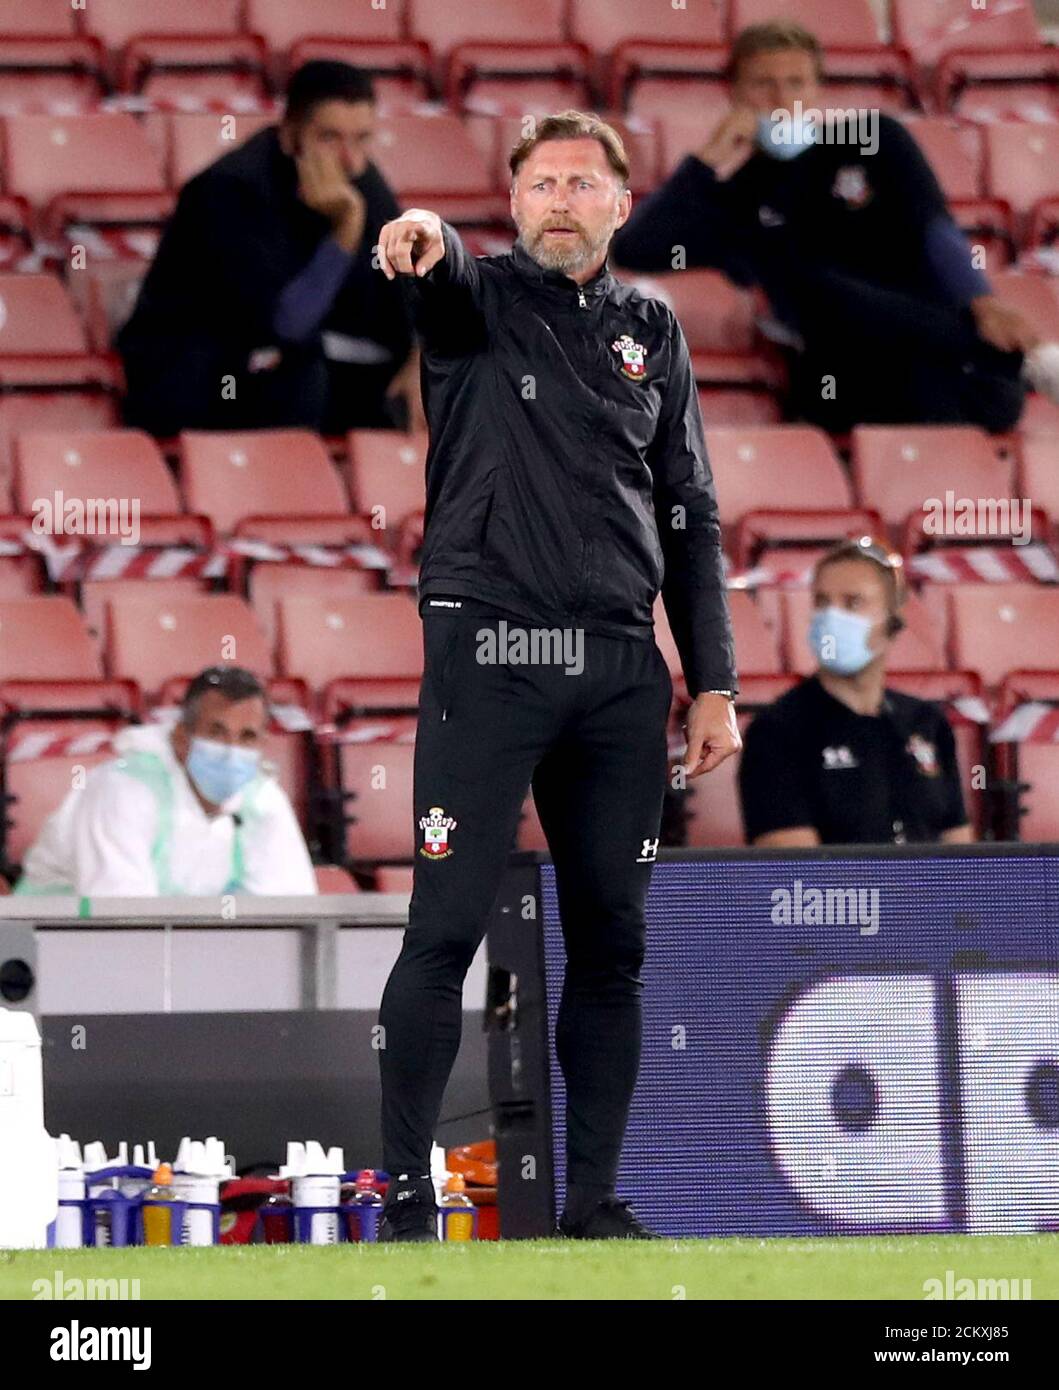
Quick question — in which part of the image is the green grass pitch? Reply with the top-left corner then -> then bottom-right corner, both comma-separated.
1,1235 -> 1054,1300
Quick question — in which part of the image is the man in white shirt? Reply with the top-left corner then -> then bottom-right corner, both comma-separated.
15,667 -> 317,898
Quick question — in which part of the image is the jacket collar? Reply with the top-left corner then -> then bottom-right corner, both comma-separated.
510,236 -> 615,298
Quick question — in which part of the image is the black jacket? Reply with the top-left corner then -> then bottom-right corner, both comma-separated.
117,126 -> 413,433
413,224 -> 738,698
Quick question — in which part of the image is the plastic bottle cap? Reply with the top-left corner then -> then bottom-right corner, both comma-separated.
153,1163 -> 173,1183
445,1173 -> 466,1193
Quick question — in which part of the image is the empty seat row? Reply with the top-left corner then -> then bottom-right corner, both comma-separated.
0,580 -> 1055,699
3,418 -> 1058,559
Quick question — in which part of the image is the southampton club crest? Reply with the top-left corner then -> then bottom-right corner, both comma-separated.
419,806 -> 457,858
832,164 -> 872,209
611,333 -> 648,382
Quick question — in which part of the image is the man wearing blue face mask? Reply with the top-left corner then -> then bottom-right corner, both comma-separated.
15,666 -> 317,897
738,538 -> 972,846
612,22 -> 1059,433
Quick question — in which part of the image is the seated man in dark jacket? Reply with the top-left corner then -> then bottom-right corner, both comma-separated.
739,538 -> 972,846
118,61 -> 417,435
612,22 -> 1059,433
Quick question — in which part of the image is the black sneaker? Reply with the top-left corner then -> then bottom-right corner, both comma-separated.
557,1196 -> 660,1239
378,1174 -> 439,1243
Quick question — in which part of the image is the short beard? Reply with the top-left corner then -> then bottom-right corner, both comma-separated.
519,215 -> 616,276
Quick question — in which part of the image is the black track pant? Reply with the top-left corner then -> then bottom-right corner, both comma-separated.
758,264 -> 1026,434
378,596 -> 673,1193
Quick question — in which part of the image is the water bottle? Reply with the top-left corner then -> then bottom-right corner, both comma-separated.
348,1169 -> 384,1243
142,1163 -> 177,1247
439,1173 -> 476,1241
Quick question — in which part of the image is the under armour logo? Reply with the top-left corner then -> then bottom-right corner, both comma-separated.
636,838 -> 659,863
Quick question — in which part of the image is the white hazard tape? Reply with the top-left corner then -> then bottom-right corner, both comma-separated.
6,730 -> 115,762
0,533 -> 392,582
990,702 -> 1059,744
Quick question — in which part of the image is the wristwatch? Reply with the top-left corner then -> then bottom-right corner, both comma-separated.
702,689 -> 737,700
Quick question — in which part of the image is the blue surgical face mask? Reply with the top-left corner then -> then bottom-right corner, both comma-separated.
808,607 -> 877,676
185,737 -> 261,805
756,111 -> 818,161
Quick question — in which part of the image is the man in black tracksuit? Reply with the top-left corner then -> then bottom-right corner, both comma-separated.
373,112 -> 740,1241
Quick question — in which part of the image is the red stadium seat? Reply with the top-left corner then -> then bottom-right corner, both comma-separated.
84,0 -> 243,50
0,0 -> 78,34
0,196 -> 31,273
1020,393 -> 1059,436
1,114 -> 171,237
0,596 -> 100,680
375,864 -> 413,891
0,394 -> 117,503
345,430 -> 427,541
936,49 -> 1059,124
165,113 -> 277,189
780,589 -> 948,677
0,274 -> 120,394
13,430 -> 211,566
568,0 -> 727,108
989,271 -> 1059,345
568,0 -> 726,53
245,0 -> 405,50
65,260 -> 151,357
406,0 -> 588,113
851,426 -> 1015,545
2,749 -> 114,868
902,117 -> 983,202
276,593 -> 422,695
1018,434 -> 1059,542
994,670 -> 1059,841
0,42 -> 104,114
893,0 -> 1041,63
0,0 -> 103,111
247,0 -> 425,109
314,864 -> 361,894
180,430 -> 349,536
338,736 -> 415,864
14,429 -> 179,516
372,115 -> 505,224
730,0 -> 882,48
614,270 -> 784,396
728,590 -> 782,677
698,388 -> 782,427
817,49 -> 918,114
0,514 -> 42,596
983,123 -> 1059,223
250,566 -> 380,657
104,593 -> 272,698
634,80 -> 729,128
83,0 -> 264,107
948,584 -> 1059,688
705,424 -> 852,530
683,674 -> 799,847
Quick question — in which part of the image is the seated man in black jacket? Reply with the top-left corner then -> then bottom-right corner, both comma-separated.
739,537 -> 973,846
118,61 -> 418,436
612,22 -> 1059,433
